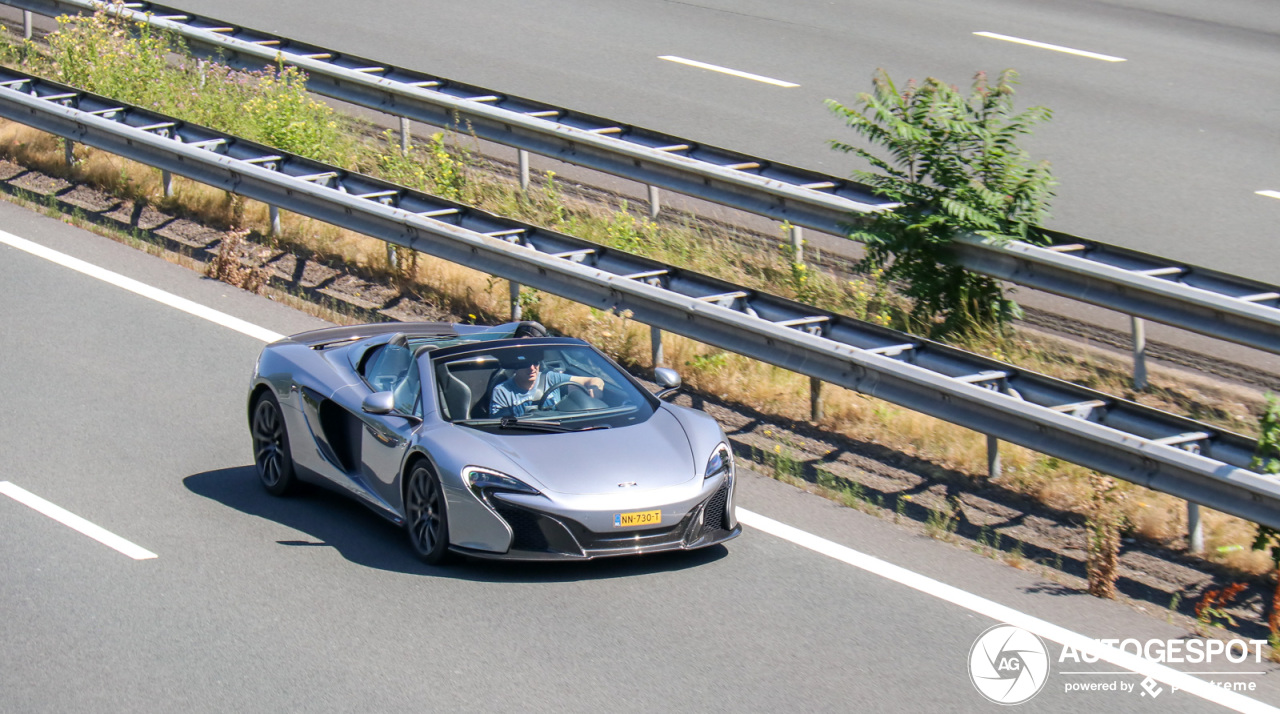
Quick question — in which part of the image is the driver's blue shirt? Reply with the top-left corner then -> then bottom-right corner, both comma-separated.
490,370 -> 573,418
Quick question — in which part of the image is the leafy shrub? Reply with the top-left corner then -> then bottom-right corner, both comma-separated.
44,11 -> 352,163
828,69 -> 1055,337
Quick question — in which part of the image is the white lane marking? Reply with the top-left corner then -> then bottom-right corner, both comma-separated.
1,481 -> 157,560
8,220 -> 1272,711
0,231 -> 285,343
658,56 -> 800,88
974,32 -> 1127,62
738,508 -> 1275,714
1257,190 -> 1280,201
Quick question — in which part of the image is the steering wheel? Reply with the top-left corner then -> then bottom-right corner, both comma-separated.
536,381 -> 592,410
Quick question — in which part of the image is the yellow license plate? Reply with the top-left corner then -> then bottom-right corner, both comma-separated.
614,509 -> 662,528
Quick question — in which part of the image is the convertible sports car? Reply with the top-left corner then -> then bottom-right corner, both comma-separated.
247,320 -> 740,563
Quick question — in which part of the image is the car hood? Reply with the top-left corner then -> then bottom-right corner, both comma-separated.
464,408 -> 697,495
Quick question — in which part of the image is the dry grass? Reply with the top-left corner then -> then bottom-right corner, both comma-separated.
957,328 -> 1263,438
3,117 -> 1276,575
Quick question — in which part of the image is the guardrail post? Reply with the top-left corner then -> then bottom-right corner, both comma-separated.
984,380 -> 1005,479
63,138 -> 73,170
651,326 -> 664,367
161,169 -> 173,198
385,243 -> 398,271
1187,502 -> 1204,554
790,225 -> 804,266
269,205 -> 281,237
23,10 -> 32,40
399,117 -> 410,157
809,376 -> 824,421
647,185 -> 660,220
509,280 -> 522,321
1131,316 -> 1147,390
518,149 -> 530,192
1177,441 -> 1205,554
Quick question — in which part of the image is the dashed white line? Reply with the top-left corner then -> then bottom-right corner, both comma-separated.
1,481 -> 157,560
739,508 -> 1275,713
974,32 -> 1127,62
8,219 -> 1275,712
1257,190 -> 1280,201
658,55 -> 799,88
0,231 -> 285,343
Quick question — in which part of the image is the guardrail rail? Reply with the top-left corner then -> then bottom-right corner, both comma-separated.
0,67 -> 1277,531
6,0 -> 1280,358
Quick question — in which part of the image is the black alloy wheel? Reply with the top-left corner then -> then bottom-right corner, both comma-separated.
405,462 -> 451,565
252,392 -> 296,496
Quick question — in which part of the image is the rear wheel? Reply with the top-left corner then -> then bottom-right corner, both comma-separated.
252,392 -> 296,496
405,462 -> 451,564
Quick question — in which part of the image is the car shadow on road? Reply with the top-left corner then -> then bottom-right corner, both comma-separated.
184,466 -> 729,583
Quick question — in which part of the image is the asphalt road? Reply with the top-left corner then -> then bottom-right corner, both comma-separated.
137,0 -> 1279,284
2,197 -> 1278,710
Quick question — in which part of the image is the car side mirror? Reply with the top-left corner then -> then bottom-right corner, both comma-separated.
362,391 -> 396,415
654,368 -> 681,400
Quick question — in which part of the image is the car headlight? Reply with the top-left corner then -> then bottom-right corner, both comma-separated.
465,467 -> 542,496
705,444 -> 733,480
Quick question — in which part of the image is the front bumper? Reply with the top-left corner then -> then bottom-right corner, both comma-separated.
452,482 -> 739,561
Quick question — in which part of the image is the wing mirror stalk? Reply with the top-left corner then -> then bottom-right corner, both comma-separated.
653,367 -> 682,400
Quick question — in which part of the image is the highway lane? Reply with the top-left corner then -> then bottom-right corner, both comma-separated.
147,0 -> 1279,284
1,202 -> 1276,710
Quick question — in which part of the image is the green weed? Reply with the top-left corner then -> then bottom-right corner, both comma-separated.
924,497 -> 961,541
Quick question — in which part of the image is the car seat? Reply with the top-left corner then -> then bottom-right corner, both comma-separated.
440,365 -> 473,420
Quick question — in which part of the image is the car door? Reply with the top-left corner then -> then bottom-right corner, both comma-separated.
350,340 -> 419,514
356,351 -> 422,514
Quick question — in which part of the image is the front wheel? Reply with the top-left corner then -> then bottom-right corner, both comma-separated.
405,462 -> 451,565
252,391 -> 297,496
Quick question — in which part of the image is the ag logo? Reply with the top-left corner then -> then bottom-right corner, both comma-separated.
969,624 -> 1049,705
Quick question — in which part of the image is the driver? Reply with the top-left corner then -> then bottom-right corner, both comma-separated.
489,348 -> 604,418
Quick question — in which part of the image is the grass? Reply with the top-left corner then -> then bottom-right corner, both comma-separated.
1005,541 -> 1027,569
760,438 -> 804,482
815,468 -> 880,515
923,497 -> 961,542
0,12 -> 1276,577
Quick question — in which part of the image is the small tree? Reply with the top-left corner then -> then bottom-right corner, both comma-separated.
827,69 -> 1055,337
1250,394 -> 1280,650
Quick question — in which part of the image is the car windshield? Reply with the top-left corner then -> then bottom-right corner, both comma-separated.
433,343 -> 656,430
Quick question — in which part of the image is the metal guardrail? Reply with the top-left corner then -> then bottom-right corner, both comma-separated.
1,68 -> 1277,528
6,0 -> 1280,358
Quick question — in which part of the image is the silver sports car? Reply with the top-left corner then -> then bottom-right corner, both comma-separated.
247,321 -> 740,563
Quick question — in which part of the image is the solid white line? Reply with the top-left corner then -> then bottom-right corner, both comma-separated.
737,508 -> 1276,713
1257,191 -> 1280,201
0,231 -> 285,343
7,216 -> 1272,710
1,481 -> 157,560
658,56 -> 799,88
974,32 -> 1127,62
